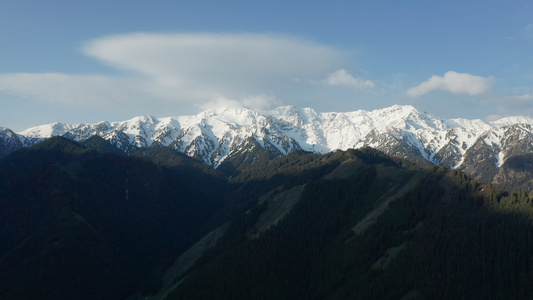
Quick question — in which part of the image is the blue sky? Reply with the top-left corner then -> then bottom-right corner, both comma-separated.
1,0 -> 532,131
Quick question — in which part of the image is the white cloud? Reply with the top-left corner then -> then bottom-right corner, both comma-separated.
199,96 -> 246,112
407,71 -> 494,97
0,33 -> 345,113
81,33 -> 343,102
82,33 -> 342,85
200,93 -> 280,112
324,69 -> 375,89
241,93 -> 281,111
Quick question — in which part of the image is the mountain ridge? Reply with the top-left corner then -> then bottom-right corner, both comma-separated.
4,104 -> 533,186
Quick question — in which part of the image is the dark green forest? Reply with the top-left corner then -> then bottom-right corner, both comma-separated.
168,149 -> 533,299
0,137 -> 230,299
1,138 -> 533,299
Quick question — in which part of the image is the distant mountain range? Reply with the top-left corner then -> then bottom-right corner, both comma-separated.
3,104 -> 533,189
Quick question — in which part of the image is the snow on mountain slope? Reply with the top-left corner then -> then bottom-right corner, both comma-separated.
0,127 -> 25,156
8,105 -> 533,180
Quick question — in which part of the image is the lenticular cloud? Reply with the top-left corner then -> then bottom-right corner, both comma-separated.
82,33 -> 345,93
0,33 -> 347,113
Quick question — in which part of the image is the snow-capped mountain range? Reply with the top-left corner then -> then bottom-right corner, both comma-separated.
3,104 -> 533,182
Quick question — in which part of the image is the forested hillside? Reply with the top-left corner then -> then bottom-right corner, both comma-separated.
2,138 -> 533,299
166,149 -> 533,300
0,137 -> 230,299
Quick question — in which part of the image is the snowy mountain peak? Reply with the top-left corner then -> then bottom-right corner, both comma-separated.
366,105 -> 447,131
269,106 -> 317,127
373,104 -> 417,115
490,116 -> 533,127
5,104 -> 533,184
19,122 -> 73,138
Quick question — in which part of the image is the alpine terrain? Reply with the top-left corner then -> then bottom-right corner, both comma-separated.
2,129 -> 533,299
3,104 -> 533,190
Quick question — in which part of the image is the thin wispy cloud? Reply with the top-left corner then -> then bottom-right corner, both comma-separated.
496,94 -> 533,111
523,23 -> 533,38
407,71 -> 494,97
0,72 -> 151,108
473,93 -> 533,120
